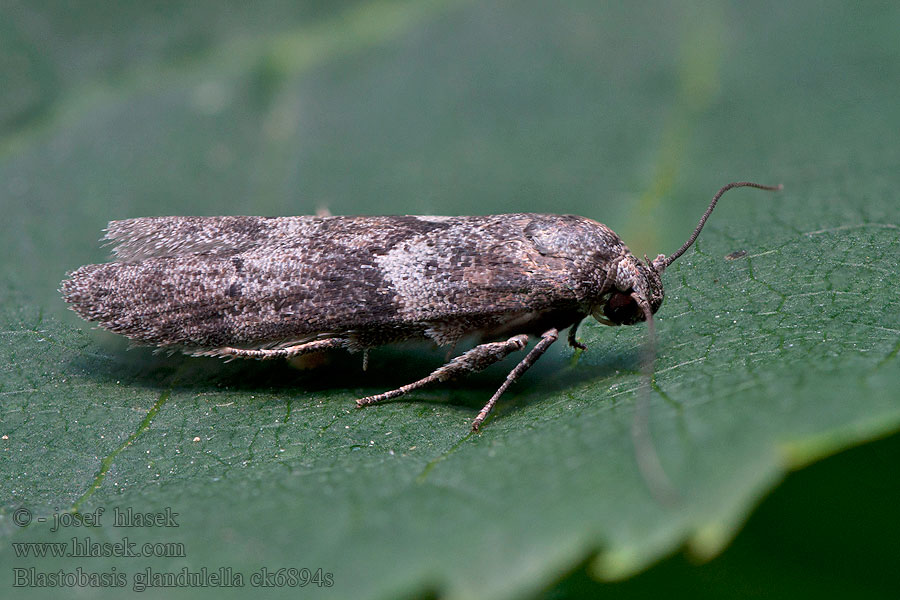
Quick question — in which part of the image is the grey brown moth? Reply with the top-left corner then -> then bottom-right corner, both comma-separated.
62,181 -> 780,430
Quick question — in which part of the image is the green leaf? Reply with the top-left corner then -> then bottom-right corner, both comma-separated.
2,1 -> 898,599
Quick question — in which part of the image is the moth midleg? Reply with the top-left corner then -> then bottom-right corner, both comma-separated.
356,334 -> 529,407
471,328 -> 559,431
198,338 -> 344,360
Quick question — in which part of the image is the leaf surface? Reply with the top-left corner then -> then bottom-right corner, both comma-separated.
1,2 -> 898,599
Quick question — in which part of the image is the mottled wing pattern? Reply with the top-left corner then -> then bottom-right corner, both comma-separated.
62,214 -> 621,351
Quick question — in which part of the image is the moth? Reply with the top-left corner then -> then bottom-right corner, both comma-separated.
62,181 -> 780,430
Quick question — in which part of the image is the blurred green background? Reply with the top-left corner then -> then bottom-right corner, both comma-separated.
1,1 -> 898,599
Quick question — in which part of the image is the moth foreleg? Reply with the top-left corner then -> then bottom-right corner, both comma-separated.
197,338 -> 343,360
356,334 -> 529,408
567,318 -> 586,351
471,328 -> 559,431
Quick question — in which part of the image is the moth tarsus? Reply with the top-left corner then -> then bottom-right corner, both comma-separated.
61,181 -> 781,430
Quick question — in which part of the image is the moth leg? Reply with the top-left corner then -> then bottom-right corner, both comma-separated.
567,318 -> 586,351
200,338 -> 343,360
471,328 -> 559,431
356,334 -> 529,407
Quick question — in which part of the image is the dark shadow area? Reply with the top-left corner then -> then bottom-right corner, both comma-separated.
63,328 -> 644,411
538,431 -> 900,600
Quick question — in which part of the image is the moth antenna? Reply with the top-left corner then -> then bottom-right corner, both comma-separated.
662,181 -> 783,269
632,296 -> 680,505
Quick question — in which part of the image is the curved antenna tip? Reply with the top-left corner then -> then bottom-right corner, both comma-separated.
663,181 -> 782,269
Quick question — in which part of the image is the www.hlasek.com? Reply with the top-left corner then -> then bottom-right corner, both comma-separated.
14,567 -> 335,590
12,536 -> 185,558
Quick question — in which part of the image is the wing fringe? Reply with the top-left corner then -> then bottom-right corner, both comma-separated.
104,216 -> 266,261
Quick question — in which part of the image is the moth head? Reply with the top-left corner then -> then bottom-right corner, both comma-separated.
594,254 -> 665,326
594,181 -> 783,328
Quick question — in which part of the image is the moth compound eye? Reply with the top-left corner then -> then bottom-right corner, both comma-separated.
603,291 -> 643,325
